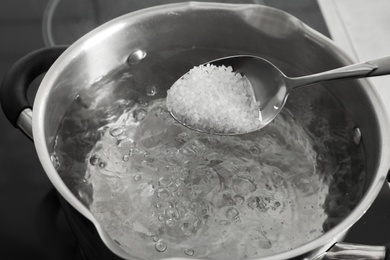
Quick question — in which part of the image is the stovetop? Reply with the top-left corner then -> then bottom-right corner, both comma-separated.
0,1 -> 389,259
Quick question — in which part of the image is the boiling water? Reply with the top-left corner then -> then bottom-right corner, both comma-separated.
52,51 -> 366,259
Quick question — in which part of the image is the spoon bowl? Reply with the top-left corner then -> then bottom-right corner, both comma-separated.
209,56 -> 289,130
170,54 -> 390,135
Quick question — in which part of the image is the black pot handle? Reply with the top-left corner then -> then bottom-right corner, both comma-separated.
0,46 -> 67,135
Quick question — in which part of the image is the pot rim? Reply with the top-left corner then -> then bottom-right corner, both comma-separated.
32,2 -> 390,260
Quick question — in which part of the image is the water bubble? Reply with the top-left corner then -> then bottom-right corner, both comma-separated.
175,132 -> 191,144
180,146 -> 196,157
144,156 -> 155,164
127,49 -> 147,65
99,161 -> 106,168
168,182 -> 179,193
138,98 -> 148,107
184,248 -> 195,256
272,175 -> 285,188
218,220 -> 230,226
146,85 -> 158,96
129,148 -> 135,157
166,148 -> 186,166
158,176 -> 172,187
180,168 -> 189,177
234,195 -> 245,205
247,196 -> 260,210
119,137 -> 136,149
181,222 -> 196,236
122,219 -> 132,231
204,153 -> 219,164
109,127 -> 124,137
225,207 -> 239,220
181,139 -> 207,157
249,145 -> 260,156
153,107 -> 166,118
165,207 -> 179,219
158,214 -> 165,222
233,177 -> 257,196
157,188 -> 170,199
50,153 -> 60,169
222,194 -> 236,206
165,218 -> 175,227
133,174 -> 141,181
133,108 -> 147,122
154,239 -> 167,252
116,135 -> 127,145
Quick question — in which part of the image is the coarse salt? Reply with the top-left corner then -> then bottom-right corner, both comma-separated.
167,64 -> 261,134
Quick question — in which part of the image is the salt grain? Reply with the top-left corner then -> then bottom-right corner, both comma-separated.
166,64 -> 261,134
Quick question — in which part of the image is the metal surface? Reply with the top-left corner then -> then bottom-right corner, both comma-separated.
26,2 -> 390,260
317,242 -> 386,260
16,108 -> 33,139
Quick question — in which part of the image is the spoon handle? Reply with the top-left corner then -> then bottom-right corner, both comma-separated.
287,56 -> 390,89
366,56 -> 390,76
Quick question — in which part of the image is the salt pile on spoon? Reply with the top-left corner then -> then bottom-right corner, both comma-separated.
167,64 -> 261,134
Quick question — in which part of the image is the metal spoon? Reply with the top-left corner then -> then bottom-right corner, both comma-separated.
170,54 -> 390,135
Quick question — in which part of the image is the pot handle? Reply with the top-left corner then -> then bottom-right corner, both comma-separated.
0,46 -> 67,139
316,242 -> 390,259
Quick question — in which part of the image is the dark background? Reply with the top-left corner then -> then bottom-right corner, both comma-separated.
0,0 -> 389,259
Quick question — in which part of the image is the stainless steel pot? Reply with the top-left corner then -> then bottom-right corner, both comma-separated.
1,2 -> 390,260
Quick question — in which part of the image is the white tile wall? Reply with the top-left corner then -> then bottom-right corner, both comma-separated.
318,0 -> 390,116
